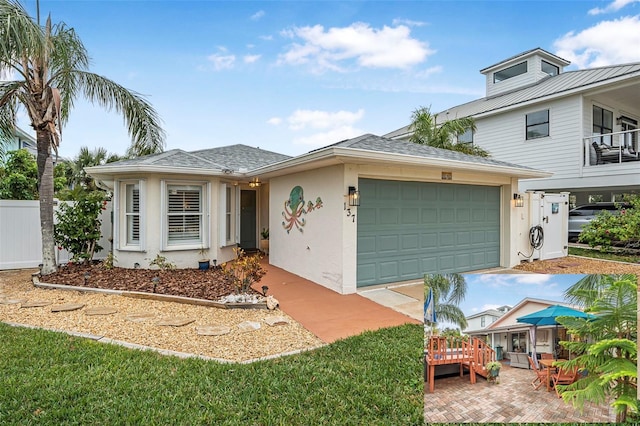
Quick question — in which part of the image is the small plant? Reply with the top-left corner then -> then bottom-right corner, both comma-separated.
485,361 -> 502,383
222,247 -> 266,293
103,251 -> 116,269
198,246 -> 209,261
148,253 -> 175,271
260,228 -> 269,240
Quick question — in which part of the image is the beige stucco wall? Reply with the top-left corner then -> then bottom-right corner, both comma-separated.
112,173 -> 245,269
270,161 -> 522,294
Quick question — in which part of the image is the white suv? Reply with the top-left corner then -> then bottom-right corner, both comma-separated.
568,202 -> 629,241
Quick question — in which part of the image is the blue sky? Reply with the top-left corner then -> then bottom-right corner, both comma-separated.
430,273 -> 586,330
12,0 -> 640,159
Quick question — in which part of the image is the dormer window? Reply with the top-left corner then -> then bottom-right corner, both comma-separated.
541,60 -> 559,76
493,61 -> 527,83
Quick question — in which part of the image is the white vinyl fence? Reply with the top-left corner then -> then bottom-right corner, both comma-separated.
0,200 -> 112,270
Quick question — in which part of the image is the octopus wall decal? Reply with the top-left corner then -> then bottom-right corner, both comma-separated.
281,185 -> 323,233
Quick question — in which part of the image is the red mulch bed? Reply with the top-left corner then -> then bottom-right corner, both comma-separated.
40,262 -> 258,301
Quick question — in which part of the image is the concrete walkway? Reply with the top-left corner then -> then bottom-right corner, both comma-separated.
424,362 -> 613,423
253,261 -> 420,343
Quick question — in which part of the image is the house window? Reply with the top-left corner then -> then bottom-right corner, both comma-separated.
494,61 -> 527,83
118,180 -> 145,250
164,182 -> 207,248
457,128 -> 473,145
526,109 -> 549,139
225,186 -> 232,242
593,105 -> 613,145
541,60 -> 559,76
125,183 -> 140,245
481,317 -> 486,327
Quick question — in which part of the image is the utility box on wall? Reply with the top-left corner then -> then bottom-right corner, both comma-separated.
516,191 -> 570,262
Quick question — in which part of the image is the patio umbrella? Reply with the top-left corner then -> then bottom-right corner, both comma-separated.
424,287 -> 437,325
516,305 -> 596,360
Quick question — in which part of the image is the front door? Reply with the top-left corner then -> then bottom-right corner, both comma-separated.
240,190 -> 257,250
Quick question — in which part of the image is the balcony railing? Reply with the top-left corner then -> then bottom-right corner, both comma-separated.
584,128 -> 640,166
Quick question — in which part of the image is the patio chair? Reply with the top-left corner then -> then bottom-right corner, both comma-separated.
552,365 -> 578,398
527,356 -> 547,390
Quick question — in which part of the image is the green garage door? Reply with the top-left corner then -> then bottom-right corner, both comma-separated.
357,179 -> 500,287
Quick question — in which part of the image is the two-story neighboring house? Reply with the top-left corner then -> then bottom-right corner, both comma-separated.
385,48 -> 640,206
463,305 -> 511,334
0,126 -> 36,162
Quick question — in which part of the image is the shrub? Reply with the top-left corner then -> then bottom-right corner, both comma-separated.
54,191 -> 106,263
222,248 -> 266,293
579,196 -> 640,251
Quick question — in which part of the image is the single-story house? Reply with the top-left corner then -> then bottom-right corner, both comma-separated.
465,297 -> 579,361
86,134 -> 550,294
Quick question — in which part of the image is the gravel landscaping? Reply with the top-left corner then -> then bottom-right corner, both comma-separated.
514,255 -> 640,274
0,269 -> 324,362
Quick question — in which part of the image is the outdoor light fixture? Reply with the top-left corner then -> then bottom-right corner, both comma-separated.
248,177 -> 261,188
262,285 -> 269,296
348,186 -> 360,207
83,272 -> 90,285
513,193 -> 524,208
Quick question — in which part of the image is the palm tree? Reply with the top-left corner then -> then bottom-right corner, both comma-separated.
409,106 -> 490,157
70,146 -> 122,191
424,273 -> 468,330
557,276 -> 637,422
0,0 -> 165,274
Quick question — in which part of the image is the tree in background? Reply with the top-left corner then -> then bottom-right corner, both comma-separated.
0,148 -> 37,199
579,195 -> 640,251
409,106 -> 490,157
424,273 -> 468,330
557,275 -> 637,423
0,0 -> 165,274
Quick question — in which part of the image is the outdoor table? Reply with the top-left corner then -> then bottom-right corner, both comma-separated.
539,358 -> 567,391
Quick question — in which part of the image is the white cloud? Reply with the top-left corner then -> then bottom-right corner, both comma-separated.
250,10 -> 265,21
287,109 -> 365,130
267,117 -> 282,125
278,22 -> 434,72
554,15 -> 640,67
259,35 -> 274,41
292,126 -> 363,147
414,65 -> 443,79
392,18 -> 426,27
244,54 -> 261,64
588,0 -> 638,15
207,53 -> 235,70
474,274 -> 552,288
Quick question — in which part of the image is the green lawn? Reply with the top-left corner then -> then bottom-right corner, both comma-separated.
0,323 -> 423,425
569,246 -> 640,263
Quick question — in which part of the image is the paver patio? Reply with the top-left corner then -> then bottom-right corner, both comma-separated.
424,362 -> 614,423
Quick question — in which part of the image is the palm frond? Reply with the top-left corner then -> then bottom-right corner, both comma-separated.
0,0 -> 45,71
72,71 -> 166,155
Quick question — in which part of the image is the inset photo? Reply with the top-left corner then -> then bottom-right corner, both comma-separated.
424,273 -> 637,424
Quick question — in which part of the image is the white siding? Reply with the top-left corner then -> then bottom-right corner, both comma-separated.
476,96 -> 582,183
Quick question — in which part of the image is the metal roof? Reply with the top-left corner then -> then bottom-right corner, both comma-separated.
384,62 -> 640,139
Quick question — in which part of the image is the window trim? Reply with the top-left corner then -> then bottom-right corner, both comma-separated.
161,180 -> 209,251
457,128 -> 473,145
526,109 -> 550,140
116,179 -> 146,252
219,183 -> 239,247
541,60 -> 559,77
493,61 -> 527,83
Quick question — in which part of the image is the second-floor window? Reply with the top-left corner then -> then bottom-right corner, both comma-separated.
541,60 -> 559,76
593,105 -> 613,145
526,109 -> 549,139
457,128 -> 473,145
481,317 -> 486,327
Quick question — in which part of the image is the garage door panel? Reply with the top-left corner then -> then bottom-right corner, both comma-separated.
357,179 -> 500,287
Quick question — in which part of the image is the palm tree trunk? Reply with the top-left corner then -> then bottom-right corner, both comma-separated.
36,129 -> 57,274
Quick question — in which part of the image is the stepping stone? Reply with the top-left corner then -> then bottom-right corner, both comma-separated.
85,306 -> 118,316
1,298 -> 28,305
51,303 -> 85,312
156,317 -> 195,327
237,321 -> 261,333
125,313 -> 155,323
264,316 -> 289,327
196,325 -> 231,336
20,300 -> 52,308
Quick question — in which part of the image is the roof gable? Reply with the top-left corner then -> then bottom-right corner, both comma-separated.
485,297 -> 574,330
